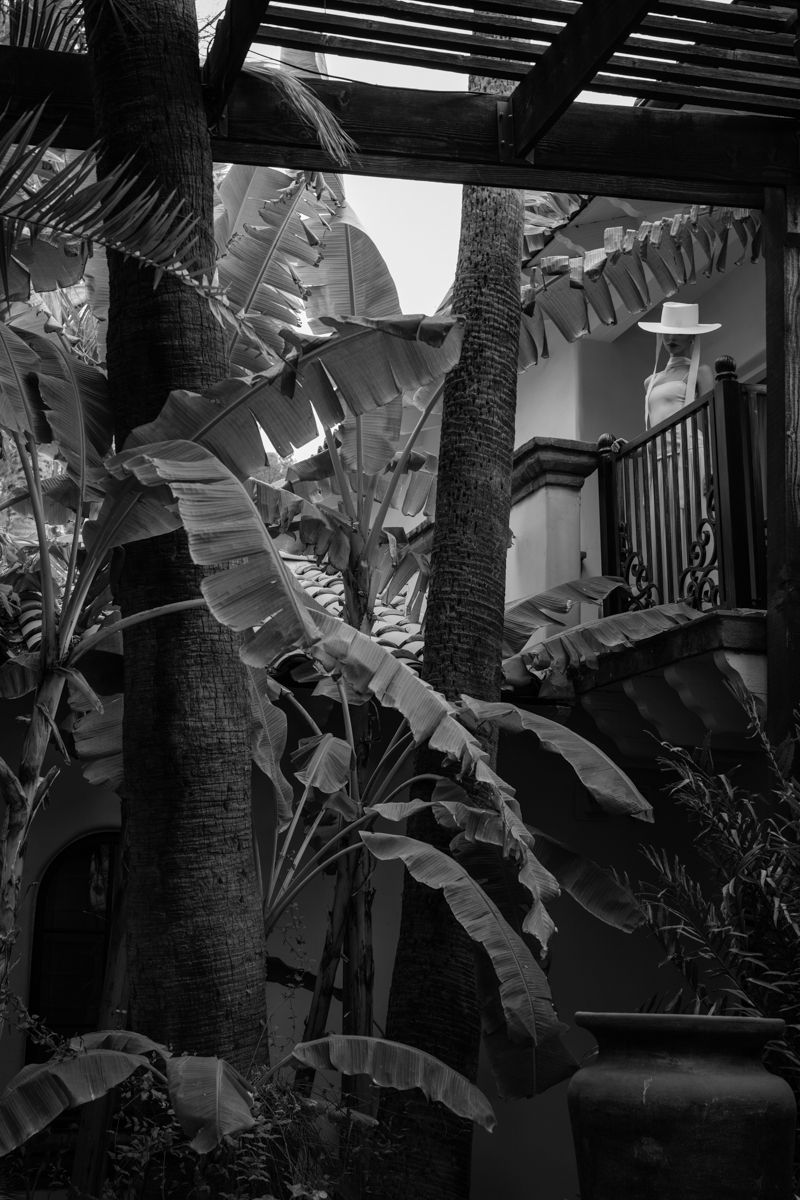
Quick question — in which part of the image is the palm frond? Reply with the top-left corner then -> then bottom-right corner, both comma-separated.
3,0 -> 84,52
243,63 -> 358,167
0,106 -> 201,307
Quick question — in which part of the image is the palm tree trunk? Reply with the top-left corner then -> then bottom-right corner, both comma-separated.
380,76 -> 524,1200
82,0 -> 266,1071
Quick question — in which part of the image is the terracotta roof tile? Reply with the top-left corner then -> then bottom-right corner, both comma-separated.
284,554 -> 425,671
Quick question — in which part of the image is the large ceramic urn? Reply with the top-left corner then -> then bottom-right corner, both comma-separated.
567,1012 -> 796,1200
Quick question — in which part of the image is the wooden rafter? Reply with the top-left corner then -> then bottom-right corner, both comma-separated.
202,0 -> 272,123
264,0 -> 797,77
247,0 -> 800,120
2,47 -> 797,207
510,0 -> 657,157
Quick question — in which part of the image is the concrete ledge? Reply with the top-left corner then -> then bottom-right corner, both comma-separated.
573,609 -> 766,693
512,437 -> 598,503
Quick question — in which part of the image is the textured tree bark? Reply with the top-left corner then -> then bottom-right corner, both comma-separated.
82,0 -> 266,1069
380,76 -> 524,1200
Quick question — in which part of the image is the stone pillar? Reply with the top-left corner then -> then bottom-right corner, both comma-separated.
507,436 -> 598,606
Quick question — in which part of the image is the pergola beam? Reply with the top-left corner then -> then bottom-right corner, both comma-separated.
201,0 -> 272,122
510,0 -> 652,157
1,47 -> 797,205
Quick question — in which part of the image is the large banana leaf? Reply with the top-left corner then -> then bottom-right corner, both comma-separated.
11,234 -> 87,298
298,204 -> 400,328
430,779 -> 560,950
449,836 -> 578,1099
247,665 -> 294,827
474,943 -> 578,1100
0,321 -> 44,437
282,314 -> 464,420
292,1035 -> 495,1131
253,478 -> 350,571
108,441 -> 319,664
63,688 -> 123,791
123,388 -> 265,481
526,827 -> 643,932
76,1030 -> 170,1057
503,576 -> 629,656
362,831 -> 565,1050
0,1049 -> 151,1155
338,395 -> 404,474
290,732 -> 353,792
511,601 -> 705,676
457,696 -> 653,822
18,327 -> 112,478
165,1056 -> 255,1154
310,612 -> 494,779
0,650 -> 40,698
81,478 -> 184,553
215,165 -> 333,372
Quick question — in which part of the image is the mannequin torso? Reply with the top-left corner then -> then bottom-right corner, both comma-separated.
645,355 -> 714,427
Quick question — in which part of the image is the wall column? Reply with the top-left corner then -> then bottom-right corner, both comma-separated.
507,437 -> 598,603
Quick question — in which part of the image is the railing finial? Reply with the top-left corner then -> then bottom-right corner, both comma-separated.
715,355 -> 738,380
597,433 -> 617,453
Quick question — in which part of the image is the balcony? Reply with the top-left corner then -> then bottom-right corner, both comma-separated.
506,356 -> 769,760
598,355 -> 766,613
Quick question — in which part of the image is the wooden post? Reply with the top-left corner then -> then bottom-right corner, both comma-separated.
597,433 -> 624,614
764,187 -> 800,741
710,355 -> 766,609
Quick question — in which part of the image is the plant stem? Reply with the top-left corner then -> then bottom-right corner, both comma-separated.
13,434 -> 56,666
267,782 -> 313,908
59,483 -> 141,650
296,848 -> 357,1091
191,369 -> 281,444
276,808 -> 326,898
227,175 -> 306,364
361,726 -> 412,804
68,599 -> 208,663
367,740 -> 416,807
59,343 -> 88,617
363,381 -> 442,564
278,686 -> 323,737
263,842 -> 361,931
287,811 -> 376,887
0,671 -> 66,1008
369,773 -> 443,810
336,676 -> 360,809
323,422 -> 357,522
356,414 -> 364,520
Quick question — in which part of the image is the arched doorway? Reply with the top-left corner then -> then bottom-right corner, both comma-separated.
27,832 -> 119,1060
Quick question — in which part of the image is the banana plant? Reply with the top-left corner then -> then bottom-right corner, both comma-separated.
93,403 -> 650,1094
0,311 -> 649,1099
0,303 -> 466,1014
0,1026 -> 496,1163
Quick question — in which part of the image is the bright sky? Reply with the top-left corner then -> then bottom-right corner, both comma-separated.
194,1 -> 635,316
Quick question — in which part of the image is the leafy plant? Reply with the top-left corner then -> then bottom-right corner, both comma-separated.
0,1029 -> 380,1199
634,713 -> 800,1103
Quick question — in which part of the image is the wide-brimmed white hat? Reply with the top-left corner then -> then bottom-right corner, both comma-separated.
638,302 -> 720,335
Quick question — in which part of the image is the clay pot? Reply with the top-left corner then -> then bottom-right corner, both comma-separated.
567,1012 -> 796,1200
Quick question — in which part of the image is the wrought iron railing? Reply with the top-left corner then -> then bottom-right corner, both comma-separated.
598,356 -> 766,612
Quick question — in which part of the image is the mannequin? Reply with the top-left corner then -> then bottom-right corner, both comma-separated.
638,302 -> 720,429
634,303 -> 721,599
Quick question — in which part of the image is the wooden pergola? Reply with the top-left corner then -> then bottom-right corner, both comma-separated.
1,0 -> 799,731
